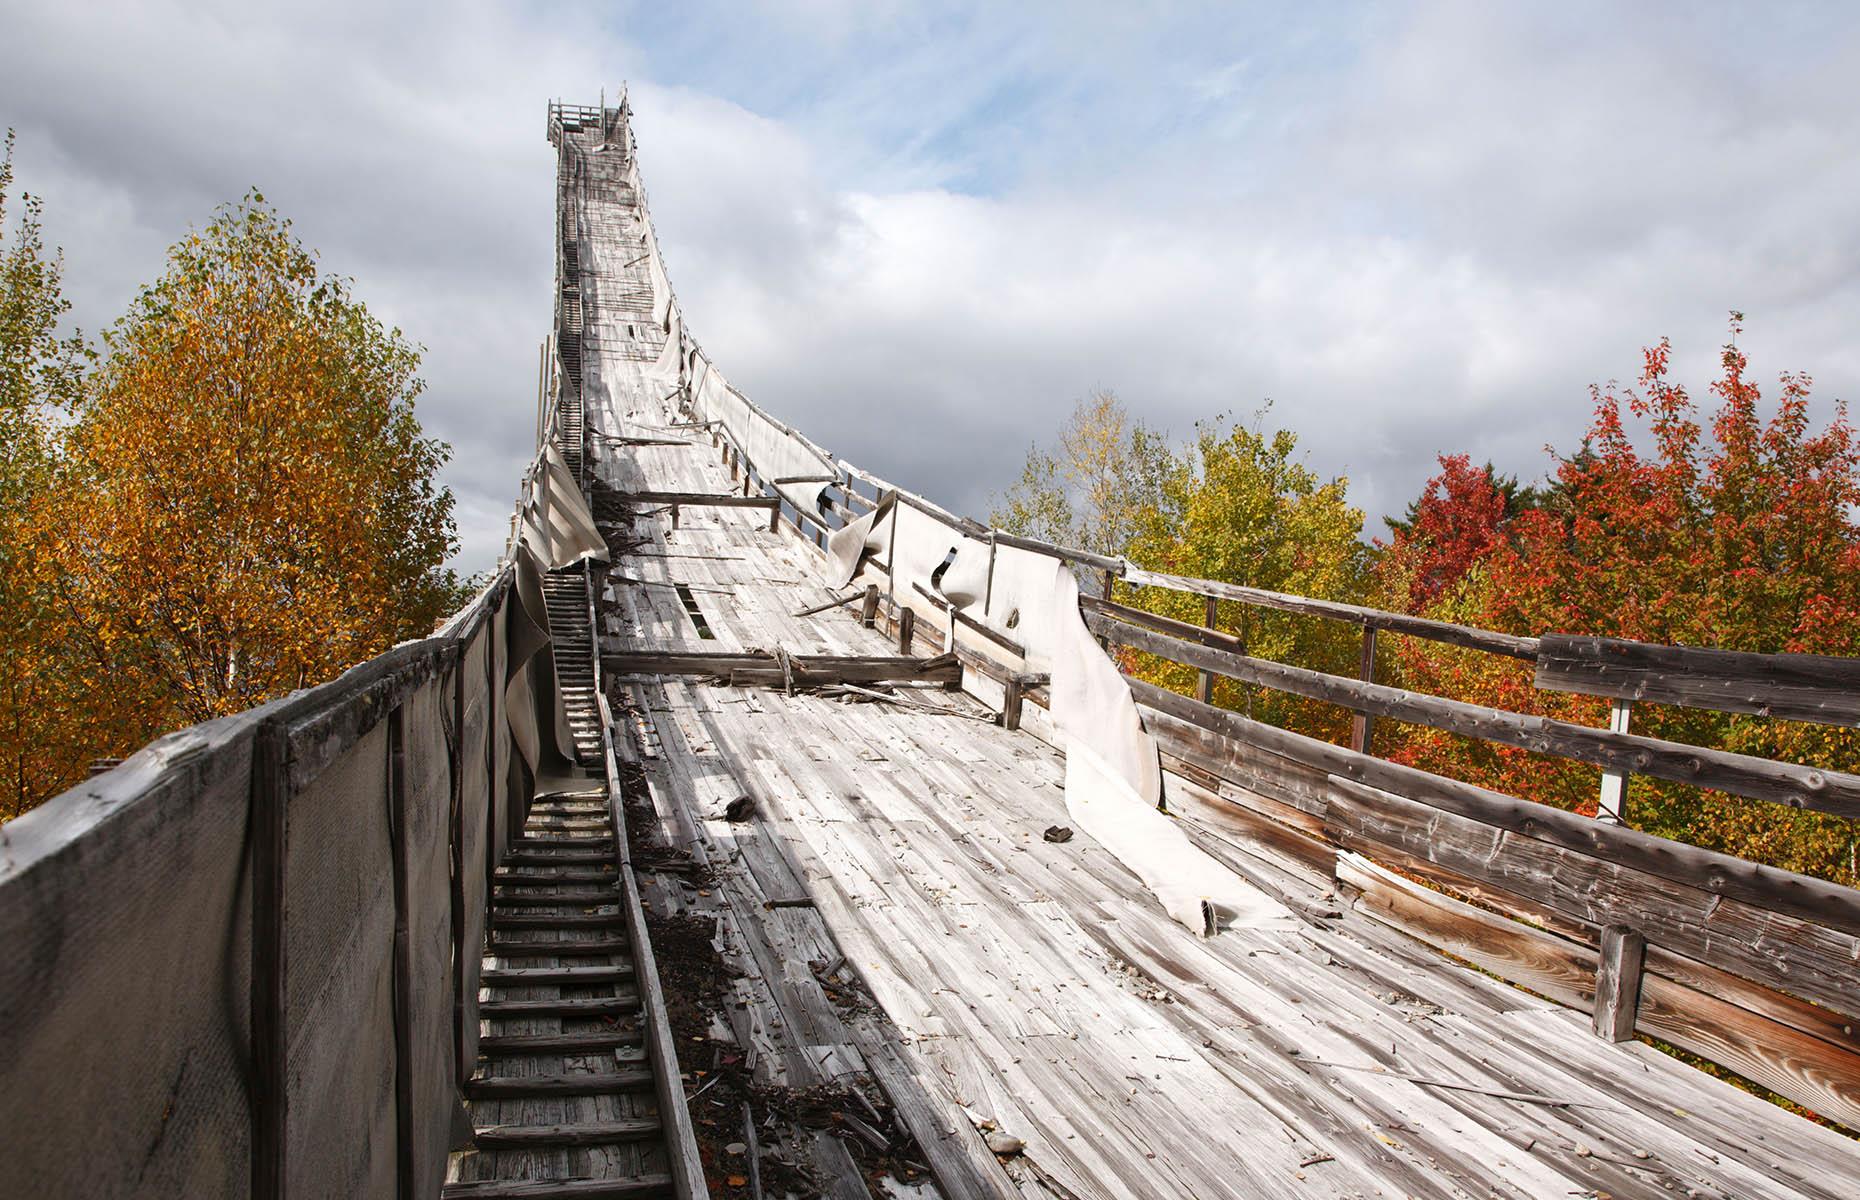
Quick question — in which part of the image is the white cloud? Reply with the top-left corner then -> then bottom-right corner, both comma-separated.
5,0 -> 1858,569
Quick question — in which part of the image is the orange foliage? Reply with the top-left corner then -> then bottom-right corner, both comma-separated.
4,194 -> 461,816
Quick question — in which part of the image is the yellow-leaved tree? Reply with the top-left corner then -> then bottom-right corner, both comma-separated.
995,394 -> 1369,744
36,193 -> 461,760
1,130 -> 95,817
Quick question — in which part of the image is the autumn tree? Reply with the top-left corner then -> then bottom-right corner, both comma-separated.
1382,319 -> 1860,884
993,389 -> 1170,554
1377,454 -> 1541,608
30,194 -> 461,782
997,394 -> 1369,741
1121,412 -> 1369,743
0,130 -> 94,817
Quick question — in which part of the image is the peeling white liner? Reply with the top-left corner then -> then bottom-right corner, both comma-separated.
1041,563 -> 1293,934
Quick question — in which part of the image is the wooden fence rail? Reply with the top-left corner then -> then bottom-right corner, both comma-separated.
1084,598 -> 1860,820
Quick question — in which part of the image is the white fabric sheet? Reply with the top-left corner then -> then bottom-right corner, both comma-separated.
825,494 -> 895,589
1041,564 -> 1294,934
519,444 -> 609,570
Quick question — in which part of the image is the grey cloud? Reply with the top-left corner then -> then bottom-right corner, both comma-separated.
5,0 -> 1857,571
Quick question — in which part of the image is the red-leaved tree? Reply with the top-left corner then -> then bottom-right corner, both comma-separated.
1380,317 -> 1860,885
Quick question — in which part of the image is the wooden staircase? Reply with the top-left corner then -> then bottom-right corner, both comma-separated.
444,786 -> 673,1198
541,570 -> 603,765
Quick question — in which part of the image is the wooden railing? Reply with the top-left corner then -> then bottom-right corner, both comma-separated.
1080,586 -> 1860,1132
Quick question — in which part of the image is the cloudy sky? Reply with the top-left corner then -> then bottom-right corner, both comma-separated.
4,1 -> 1858,573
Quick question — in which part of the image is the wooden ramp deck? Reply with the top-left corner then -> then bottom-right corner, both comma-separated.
579,410 -> 1860,1200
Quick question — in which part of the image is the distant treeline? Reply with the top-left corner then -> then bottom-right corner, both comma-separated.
995,317 -> 1860,887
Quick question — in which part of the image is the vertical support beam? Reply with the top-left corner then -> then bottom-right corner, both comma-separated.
1001,677 -> 1025,732
447,643 -> 467,1088
670,503 -> 681,530
1101,568 -> 1116,602
386,704 -> 416,1200
768,501 -> 780,533
482,608 -> 500,944
1350,627 -> 1378,755
983,532 -> 998,615
897,607 -> 916,655
1196,596 -> 1218,705
884,500 -> 899,605
1597,699 -> 1632,824
250,719 -> 290,1200
860,584 -> 880,629
1592,924 -> 1646,1042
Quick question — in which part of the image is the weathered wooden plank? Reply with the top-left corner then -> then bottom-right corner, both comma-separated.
603,648 -> 958,682
1143,706 -> 1331,819
486,936 -> 630,956
250,718 -> 289,1200
611,489 -> 779,508
726,652 -> 961,690
1159,764 -> 1335,883
1636,973 -> 1860,1132
1592,924 -> 1645,1042
1124,676 -> 1860,939
477,995 -> 639,1018
599,689 -> 710,1200
1339,851 -> 1596,1010
1643,945 -> 1860,1057
466,1070 -> 655,1098
476,1030 -> 643,1055
442,1176 -> 673,1198
471,1119 -> 662,1149
479,964 -> 632,985
1092,605 -> 1860,818
1118,565 -> 1541,659
488,911 -> 626,929
1537,634 -> 1860,727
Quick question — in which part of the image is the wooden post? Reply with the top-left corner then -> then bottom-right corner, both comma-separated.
897,607 -> 916,654
250,719 -> 290,1200
670,503 -> 681,530
1101,568 -> 1116,602
386,704 -> 416,1199
768,501 -> 780,533
1597,698 -> 1632,824
1001,677 -> 1024,732
1350,626 -> 1378,755
447,643 -> 467,1088
482,611 -> 500,943
1196,596 -> 1218,705
1592,924 -> 1645,1042
860,585 -> 880,629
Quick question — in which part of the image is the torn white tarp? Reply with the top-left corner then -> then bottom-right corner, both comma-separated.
518,443 -> 609,570
825,491 -> 896,589
1041,564 -> 1294,934
507,541 -> 580,771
